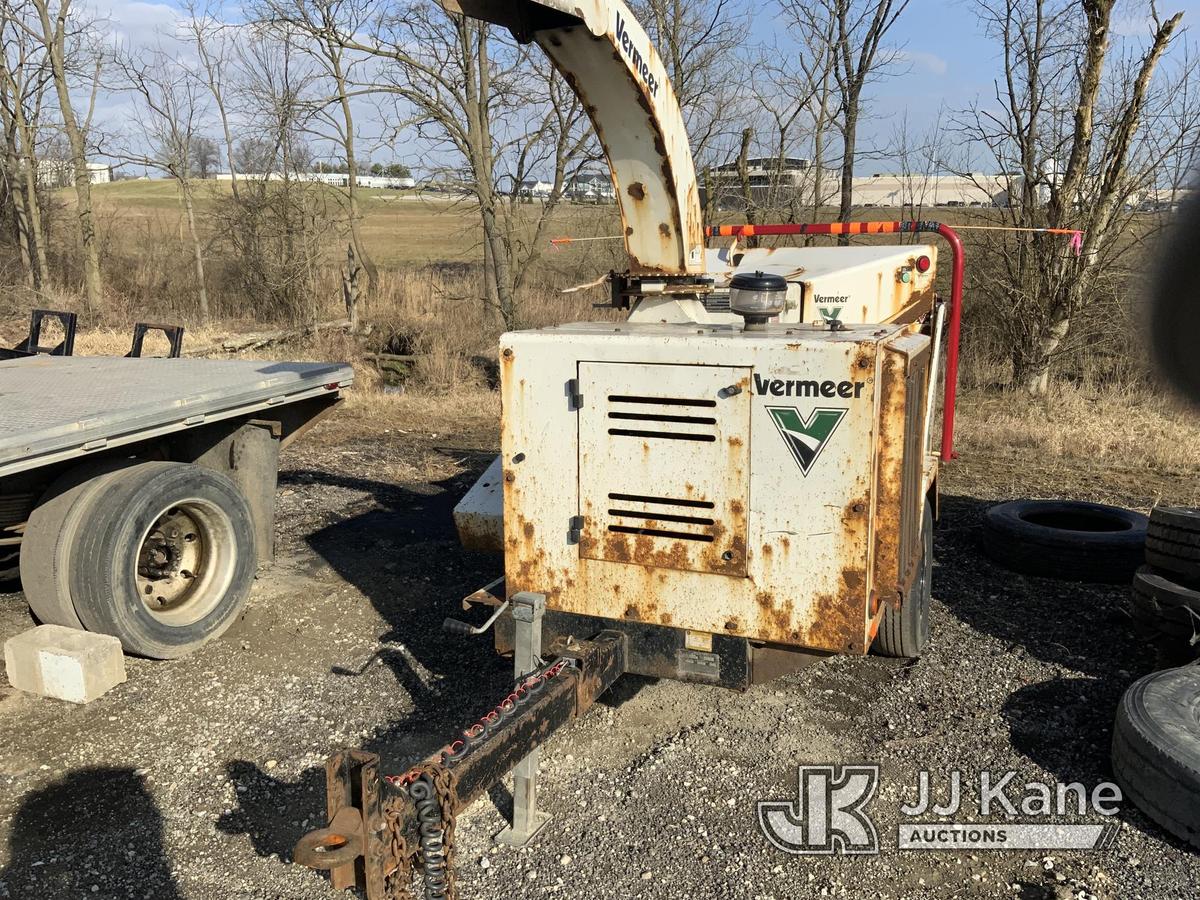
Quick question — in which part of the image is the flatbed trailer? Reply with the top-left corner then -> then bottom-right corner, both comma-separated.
1,355 -> 353,658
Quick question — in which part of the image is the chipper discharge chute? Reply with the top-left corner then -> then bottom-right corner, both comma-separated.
293,0 -> 964,895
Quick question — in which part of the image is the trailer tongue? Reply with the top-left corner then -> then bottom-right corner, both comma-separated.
294,613 -> 627,899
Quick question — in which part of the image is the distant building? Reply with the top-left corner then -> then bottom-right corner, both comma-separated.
851,173 -> 1011,208
37,160 -> 112,189
707,155 -> 1014,210
568,171 -> 615,201
214,171 -> 416,189
516,179 -> 554,199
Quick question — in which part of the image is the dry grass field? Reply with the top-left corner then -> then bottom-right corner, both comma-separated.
7,176 -> 1199,487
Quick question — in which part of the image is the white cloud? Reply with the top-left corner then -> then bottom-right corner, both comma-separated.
84,0 -> 182,47
894,49 -> 948,76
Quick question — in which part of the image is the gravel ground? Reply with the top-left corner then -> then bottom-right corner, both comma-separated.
1,416 -> 1199,900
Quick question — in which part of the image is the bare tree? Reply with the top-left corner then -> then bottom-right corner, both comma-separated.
0,3 -> 51,288
332,1 -> 593,328
117,44 -> 212,320
780,0 -> 910,232
251,0 -> 379,320
891,109 -> 947,227
181,2 -> 242,200
190,136 -> 219,178
958,0 -> 1185,395
632,0 -> 748,164
211,27 -> 333,323
17,0 -> 104,308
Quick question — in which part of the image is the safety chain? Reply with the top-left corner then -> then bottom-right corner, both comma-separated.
378,658 -> 574,899
382,763 -> 459,900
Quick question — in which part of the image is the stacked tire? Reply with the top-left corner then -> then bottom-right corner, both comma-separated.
1129,507 -> 1200,664
1112,506 -> 1200,850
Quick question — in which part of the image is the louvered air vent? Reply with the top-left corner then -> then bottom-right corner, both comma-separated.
605,492 -> 715,543
606,395 -> 717,442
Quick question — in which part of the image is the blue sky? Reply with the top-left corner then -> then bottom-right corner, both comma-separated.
92,0 -> 1200,173
857,0 -> 1200,147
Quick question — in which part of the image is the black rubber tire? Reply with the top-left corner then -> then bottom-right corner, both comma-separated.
0,548 -> 18,585
68,462 -> 256,659
1112,665 -> 1200,848
19,460 -> 136,629
873,501 -> 933,659
981,499 -> 1147,583
1146,507 -> 1200,587
1131,566 -> 1200,643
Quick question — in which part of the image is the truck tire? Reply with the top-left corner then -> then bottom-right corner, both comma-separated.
1111,665 -> 1200,848
1130,566 -> 1200,644
67,462 -> 256,659
873,501 -> 932,659
981,499 -> 1146,583
19,461 -> 135,630
1145,507 -> 1200,586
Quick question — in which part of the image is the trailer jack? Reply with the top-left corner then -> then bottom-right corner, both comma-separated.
294,593 -> 628,900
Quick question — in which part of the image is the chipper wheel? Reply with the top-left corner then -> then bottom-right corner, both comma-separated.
873,500 -> 933,659
50,461 -> 257,659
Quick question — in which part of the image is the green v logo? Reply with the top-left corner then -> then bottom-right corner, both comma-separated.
766,407 -> 847,475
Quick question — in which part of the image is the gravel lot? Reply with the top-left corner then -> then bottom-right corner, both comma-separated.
2,413 -> 1199,900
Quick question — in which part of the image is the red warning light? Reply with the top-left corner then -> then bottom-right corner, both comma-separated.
915,255 -> 931,273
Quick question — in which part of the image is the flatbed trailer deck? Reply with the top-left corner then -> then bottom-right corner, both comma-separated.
1,355 -> 354,658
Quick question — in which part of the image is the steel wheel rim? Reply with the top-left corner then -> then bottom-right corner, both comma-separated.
134,499 -> 236,627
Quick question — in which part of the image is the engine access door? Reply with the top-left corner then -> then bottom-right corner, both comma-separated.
577,362 -> 751,577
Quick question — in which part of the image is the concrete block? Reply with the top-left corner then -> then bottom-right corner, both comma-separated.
4,625 -> 126,704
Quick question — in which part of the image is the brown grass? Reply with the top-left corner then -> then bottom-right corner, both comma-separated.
11,181 -> 1197,486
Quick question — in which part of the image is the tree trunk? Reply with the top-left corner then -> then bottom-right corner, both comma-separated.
837,100 -> 859,246
179,178 -> 209,322
1013,315 -> 1070,398
15,116 -> 49,288
328,41 -> 378,311
342,242 -> 360,332
38,6 -> 102,310
736,127 -> 757,247
479,191 -> 517,328
2,126 -> 33,287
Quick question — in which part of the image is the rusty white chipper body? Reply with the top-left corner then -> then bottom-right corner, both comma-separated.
294,0 -> 961,894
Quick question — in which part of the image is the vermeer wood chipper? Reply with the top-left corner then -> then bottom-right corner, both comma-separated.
293,0 -> 964,895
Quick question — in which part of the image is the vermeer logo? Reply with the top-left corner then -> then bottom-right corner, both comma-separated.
766,407 -> 846,475
615,13 -> 660,97
814,294 -> 849,322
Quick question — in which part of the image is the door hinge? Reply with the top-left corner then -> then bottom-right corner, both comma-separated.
567,515 -> 584,544
567,378 -> 583,410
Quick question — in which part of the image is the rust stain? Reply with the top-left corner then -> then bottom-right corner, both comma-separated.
872,346 -> 907,606
853,344 -> 874,372
804,592 -> 864,653
627,181 -> 646,201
